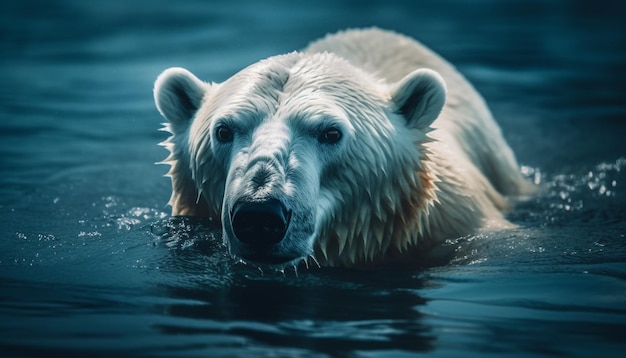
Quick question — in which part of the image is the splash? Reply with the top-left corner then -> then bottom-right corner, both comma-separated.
449,158 -> 626,267
513,158 -> 625,226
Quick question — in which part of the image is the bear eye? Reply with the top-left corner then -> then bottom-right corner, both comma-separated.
215,124 -> 233,143
319,127 -> 342,144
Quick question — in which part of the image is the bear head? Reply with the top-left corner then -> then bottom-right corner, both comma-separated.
154,52 -> 445,267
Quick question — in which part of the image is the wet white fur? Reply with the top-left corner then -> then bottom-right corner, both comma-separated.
154,28 -> 533,267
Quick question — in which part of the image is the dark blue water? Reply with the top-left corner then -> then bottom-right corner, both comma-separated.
1,0 -> 625,357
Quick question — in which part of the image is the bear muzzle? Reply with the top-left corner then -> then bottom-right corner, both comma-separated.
230,198 -> 292,248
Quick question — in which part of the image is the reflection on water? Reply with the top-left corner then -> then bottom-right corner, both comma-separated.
157,272 -> 434,356
1,0 -> 625,357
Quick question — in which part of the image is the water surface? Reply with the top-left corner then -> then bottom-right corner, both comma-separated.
1,0 -> 625,357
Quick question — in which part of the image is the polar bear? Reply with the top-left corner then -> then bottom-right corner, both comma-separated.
153,28 -> 533,267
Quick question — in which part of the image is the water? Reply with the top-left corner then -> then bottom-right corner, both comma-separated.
1,0 -> 625,356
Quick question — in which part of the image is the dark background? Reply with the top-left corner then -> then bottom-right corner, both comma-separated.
1,1 -> 625,357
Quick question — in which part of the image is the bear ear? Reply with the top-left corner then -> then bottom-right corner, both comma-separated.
154,67 -> 208,130
390,68 -> 446,130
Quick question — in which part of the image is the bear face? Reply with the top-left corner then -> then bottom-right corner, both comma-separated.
154,51 -> 446,267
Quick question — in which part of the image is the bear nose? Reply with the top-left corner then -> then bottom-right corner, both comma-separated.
230,199 -> 291,247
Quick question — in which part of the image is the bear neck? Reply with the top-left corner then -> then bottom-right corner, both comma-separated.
161,126 -> 216,218
314,150 -> 492,267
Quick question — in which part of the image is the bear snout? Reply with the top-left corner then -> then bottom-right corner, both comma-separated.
230,198 -> 292,248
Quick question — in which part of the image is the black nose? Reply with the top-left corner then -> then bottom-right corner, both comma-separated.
231,199 -> 290,246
